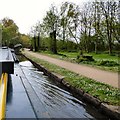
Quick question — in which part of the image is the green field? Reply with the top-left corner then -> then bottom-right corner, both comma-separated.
60,52 -> 119,62
39,51 -> 119,72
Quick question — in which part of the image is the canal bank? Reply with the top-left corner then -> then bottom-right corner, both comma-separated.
22,54 -> 120,120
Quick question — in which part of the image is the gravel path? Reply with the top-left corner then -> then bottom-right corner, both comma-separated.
24,49 -> 119,88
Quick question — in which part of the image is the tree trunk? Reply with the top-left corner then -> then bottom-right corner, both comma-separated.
34,36 -> 37,52
106,19 -> 112,55
53,30 -> 57,54
50,32 -> 53,52
63,26 -> 66,50
37,33 -> 40,51
50,31 -> 57,54
95,41 -> 97,54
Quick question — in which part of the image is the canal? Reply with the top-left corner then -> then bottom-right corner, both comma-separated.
7,56 -> 110,119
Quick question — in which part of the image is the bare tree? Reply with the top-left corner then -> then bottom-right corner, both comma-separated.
100,0 -> 118,54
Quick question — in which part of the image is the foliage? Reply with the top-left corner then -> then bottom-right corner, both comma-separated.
20,34 -> 31,48
57,40 -> 77,51
96,60 -> 119,67
0,17 -> 32,48
30,0 -> 119,55
42,5 -> 59,53
76,55 -> 94,63
1,17 -> 20,47
40,37 -> 50,50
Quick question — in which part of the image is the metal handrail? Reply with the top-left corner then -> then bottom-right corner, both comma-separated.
0,73 -> 8,120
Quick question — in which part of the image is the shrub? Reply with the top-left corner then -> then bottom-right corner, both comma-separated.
76,55 -> 94,63
97,60 -> 119,67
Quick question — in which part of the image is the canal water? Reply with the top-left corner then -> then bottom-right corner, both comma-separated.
6,54 -> 109,120
12,56 -> 109,119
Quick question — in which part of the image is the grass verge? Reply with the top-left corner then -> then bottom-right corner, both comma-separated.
38,51 -> 119,72
24,53 -> 120,106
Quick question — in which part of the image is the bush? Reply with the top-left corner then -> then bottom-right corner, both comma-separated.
76,55 -> 94,63
96,60 -> 119,67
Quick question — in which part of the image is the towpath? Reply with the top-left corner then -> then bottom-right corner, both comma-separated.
23,49 -> 119,88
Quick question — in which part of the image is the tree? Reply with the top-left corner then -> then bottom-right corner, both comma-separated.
100,0 -> 118,54
1,17 -> 19,47
20,34 -> 31,48
30,0 -> 119,54
66,2 -> 81,51
60,2 -> 69,50
35,22 -> 41,51
50,30 -> 57,54
92,1 -> 102,53
30,23 -> 41,51
43,5 -> 59,54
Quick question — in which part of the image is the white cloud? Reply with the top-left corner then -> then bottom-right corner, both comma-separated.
0,0 -> 90,34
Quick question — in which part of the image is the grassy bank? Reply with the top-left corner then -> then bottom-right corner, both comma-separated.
38,51 -> 119,72
24,53 -> 120,106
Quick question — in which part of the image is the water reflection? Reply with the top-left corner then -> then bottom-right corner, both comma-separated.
19,60 -> 109,119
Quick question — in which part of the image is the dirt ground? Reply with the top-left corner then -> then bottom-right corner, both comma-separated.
24,49 -> 119,88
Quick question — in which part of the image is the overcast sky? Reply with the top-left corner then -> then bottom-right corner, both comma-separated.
0,0 -> 90,34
